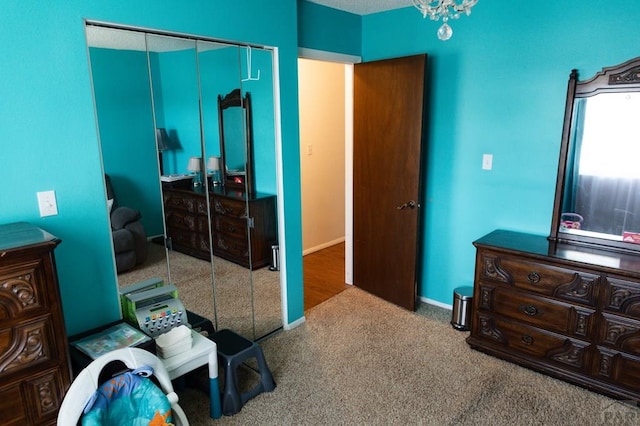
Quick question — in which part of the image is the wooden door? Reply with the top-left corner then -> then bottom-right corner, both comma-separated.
353,54 -> 427,311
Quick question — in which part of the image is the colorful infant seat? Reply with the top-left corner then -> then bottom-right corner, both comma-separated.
82,366 -> 174,426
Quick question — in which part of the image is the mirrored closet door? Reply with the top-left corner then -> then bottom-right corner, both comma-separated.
86,23 -> 281,341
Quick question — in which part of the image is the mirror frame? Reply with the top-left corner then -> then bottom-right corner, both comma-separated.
549,56 -> 640,253
218,88 -> 255,195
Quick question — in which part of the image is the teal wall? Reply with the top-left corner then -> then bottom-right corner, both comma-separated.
361,1 -> 640,305
90,48 -> 165,237
298,0 -> 361,56
0,0 -> 303,335
5,0 -> 638,339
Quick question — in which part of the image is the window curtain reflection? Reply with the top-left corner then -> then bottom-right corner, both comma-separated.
575,176 -> 640,235
562,99 -> 586,213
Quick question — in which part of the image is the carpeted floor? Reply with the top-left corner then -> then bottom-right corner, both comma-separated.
118,242 -> 282,340
177,287 -> 639,425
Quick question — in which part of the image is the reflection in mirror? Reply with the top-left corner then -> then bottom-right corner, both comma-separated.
146,33 -> 218,327
86,24 -> 282,342
563,94 -> 640,239
197,42 -> 254,339
86,26 -> 169,290
552,57 -> 640,252
236,46 -> 281,339
222,107 -> 247,171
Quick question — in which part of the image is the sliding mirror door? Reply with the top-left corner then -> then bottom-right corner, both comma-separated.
237,46 -> 281,339
87,26 -> 170,291
87,23 -> 283,342
197,41 -> 254,338
146,34 -> 216,323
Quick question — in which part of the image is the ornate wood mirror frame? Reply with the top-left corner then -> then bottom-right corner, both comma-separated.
550,57 -> 640,254
218,88 -> 255,195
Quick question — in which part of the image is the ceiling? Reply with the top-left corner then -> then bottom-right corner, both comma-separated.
305,0 -> 413,15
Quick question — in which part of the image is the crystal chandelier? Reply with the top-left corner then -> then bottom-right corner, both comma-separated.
412,0 -> 478,41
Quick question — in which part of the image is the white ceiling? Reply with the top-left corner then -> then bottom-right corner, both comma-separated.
305,0 -> 413,15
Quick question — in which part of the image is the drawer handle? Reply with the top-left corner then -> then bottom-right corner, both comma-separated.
521,335 -> 533,346
527,272 -> 541,283
522,304 -> 539,316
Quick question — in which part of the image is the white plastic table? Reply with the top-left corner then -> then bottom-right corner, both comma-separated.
160,330 -> 221,418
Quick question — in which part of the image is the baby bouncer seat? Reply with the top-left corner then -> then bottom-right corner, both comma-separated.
57,347 -> 189,425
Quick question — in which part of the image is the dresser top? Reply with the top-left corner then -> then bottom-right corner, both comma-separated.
474,229 -> 640,276
0,222 -> 60,252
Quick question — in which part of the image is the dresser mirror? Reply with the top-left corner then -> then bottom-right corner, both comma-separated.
86,23 -> 282,341
218,88 -> 254,194
550,57 -> 640,253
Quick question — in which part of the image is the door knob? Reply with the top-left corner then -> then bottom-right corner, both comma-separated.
397,200 -> 417,210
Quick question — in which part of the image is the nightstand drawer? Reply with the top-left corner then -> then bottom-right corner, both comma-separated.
478,251 -> 599,306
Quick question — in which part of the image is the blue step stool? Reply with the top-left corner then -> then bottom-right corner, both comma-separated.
210,329 -> 276,415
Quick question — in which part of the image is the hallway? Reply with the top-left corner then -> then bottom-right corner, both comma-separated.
303,242 -> 349,311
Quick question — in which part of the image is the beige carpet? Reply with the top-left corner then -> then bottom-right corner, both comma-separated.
177,287 -> 639,425
118,242 -> 282,340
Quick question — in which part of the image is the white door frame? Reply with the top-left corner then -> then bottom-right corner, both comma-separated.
298,48 -> 360,285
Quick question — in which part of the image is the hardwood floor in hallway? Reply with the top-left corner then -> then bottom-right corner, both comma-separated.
303,242 -> 349,311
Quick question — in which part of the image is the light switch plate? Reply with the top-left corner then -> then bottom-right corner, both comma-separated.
37,190 -> 58,217
482,154 -> 493,170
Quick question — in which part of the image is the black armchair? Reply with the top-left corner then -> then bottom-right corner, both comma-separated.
105,175 -> 148,273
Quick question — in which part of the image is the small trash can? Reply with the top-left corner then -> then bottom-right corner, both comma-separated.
269,244 -> 280,271
451,286 -> 474,331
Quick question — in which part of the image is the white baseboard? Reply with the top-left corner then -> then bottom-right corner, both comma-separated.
303,237 -> 345,256
284,316 -> 306,330
419,296 -> 452,311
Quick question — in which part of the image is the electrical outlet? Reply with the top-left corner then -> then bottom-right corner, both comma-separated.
482,154 -> 493,170
37,190 -> 58,217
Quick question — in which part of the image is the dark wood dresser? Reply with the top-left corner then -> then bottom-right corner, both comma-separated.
163,186 -> 277,269
0,222 -> 71,425
467,229 -> 640,402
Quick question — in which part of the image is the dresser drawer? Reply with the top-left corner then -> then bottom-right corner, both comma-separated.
598,313 -> 640,356
214,215 -> 248,240
165,211 -> 209,233
213,196 -> 247,218
167,227 -> 210,253
478,251 -> 599,306
479,285 -> 596,338
164,190 -> 208,214
0,318 -> 55,379
602,276 -> 640,317
214,233 -> 249,261
0,367 -> 65,425
593,346 -> 640,393
0,382 -> 27,425
475,312 -> 591,371
0,259 -> 50,321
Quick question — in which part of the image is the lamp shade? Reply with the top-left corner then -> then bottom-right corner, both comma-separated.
207,156 -> 221,171
187,157 -> 201,172
156,128 -> 171,151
